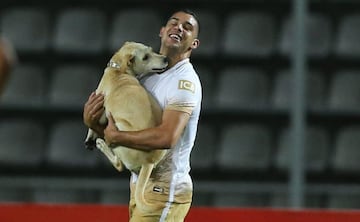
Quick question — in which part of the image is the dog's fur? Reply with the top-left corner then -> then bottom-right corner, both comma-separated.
84,41 -> 168,212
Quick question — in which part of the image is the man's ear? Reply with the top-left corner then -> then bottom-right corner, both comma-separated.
159,27 -> 165,37
190,39 -> 200,50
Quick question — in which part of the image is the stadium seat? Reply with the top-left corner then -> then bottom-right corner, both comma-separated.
191,191 -> 213,207
222,12 -> 275,57
329,70 -> 360,111
0,64 -> 46,107
108,9 -> 162,52
275,126 -> 330,172
0,188 -> 32,203
53,8 -> 106,54
214,67 -> 270,109
0,119 -> 45,167
191,123 -> 217,171
213,191 -> 269,207
332,126 -> 360,172
217,124 -> 272,170
272,70 -> 326,110
191,10 -> 220,57
100,189 -> 130,205
270,192 -> 325,208
195,65 -> 215,110
0,8 -> 50,52
327,193 -> 360,209
48,64 -> 101,108
279,14 -> 331,57
45,120 -> 99,168
33,188 -> 98,203
334,14 -> 360,58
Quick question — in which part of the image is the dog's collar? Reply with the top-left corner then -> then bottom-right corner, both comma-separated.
107,61 -> 121,69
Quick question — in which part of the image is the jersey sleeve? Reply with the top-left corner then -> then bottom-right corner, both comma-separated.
165,75 -> 201,115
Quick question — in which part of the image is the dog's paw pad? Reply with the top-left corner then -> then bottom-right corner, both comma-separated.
96,138 -> 107,150
84,140 -> 96,150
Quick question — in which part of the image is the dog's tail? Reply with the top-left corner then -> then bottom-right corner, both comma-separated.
135,163 -> 158,213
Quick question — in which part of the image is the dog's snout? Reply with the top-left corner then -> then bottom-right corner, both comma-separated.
163,57 -> 168,64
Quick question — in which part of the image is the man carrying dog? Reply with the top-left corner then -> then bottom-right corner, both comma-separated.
83,9 -> 201,222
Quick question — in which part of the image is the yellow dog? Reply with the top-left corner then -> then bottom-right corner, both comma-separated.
85,41 -> 168,212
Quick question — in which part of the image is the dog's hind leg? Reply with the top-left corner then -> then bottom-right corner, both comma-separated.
96,138 -> 124,171
84,112 -> 107,150
84,129 -> 98,150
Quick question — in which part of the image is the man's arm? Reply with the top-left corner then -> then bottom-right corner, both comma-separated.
83,92 -> 106,137
104,109 -> 190,151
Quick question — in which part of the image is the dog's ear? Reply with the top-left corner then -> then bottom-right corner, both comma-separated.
125,54 -> 135,67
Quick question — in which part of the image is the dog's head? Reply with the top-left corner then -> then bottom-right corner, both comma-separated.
110,41 -> 168,77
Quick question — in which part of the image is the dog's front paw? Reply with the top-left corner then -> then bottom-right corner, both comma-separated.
96,138 -> 107,151
84,139 -> 97,150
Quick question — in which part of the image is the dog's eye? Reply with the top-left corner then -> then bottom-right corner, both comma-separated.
143,54 -> 149,61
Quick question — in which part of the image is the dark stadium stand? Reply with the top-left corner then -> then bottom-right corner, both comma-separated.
1,0 -> 360,209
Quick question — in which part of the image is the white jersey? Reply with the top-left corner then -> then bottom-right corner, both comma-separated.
136,58 -> 202,200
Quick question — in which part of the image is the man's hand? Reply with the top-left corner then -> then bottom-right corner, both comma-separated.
104,113 -> 119,147
83,92 -> 106,136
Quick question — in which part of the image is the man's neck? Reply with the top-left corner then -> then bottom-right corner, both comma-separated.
160,48 -> 191,70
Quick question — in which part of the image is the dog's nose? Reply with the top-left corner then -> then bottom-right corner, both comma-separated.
163,57 -> 168,64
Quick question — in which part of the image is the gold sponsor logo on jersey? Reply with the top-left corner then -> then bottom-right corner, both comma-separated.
178,80 -> 195,93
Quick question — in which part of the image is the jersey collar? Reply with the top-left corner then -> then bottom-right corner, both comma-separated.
162,58 -> 190,74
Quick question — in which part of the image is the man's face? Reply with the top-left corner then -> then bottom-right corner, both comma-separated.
160,11 -> 199,52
